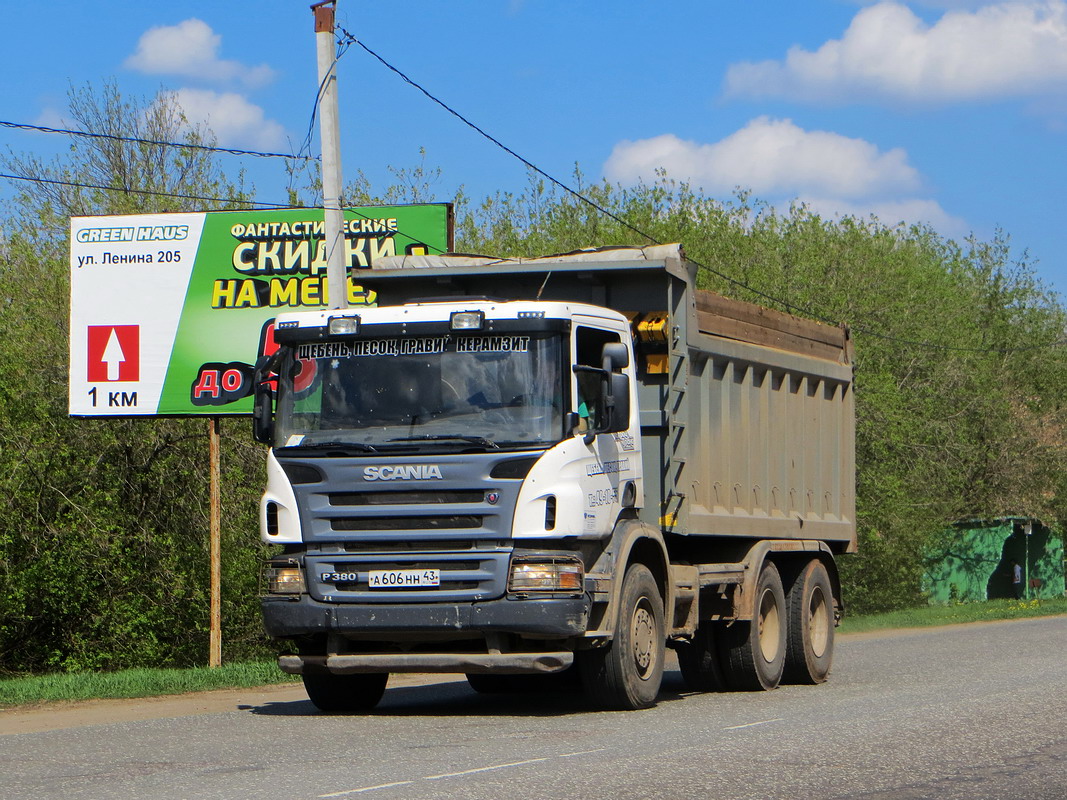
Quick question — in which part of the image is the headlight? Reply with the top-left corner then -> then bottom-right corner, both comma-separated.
264,563 -> 306,594
508,557 -> 584,594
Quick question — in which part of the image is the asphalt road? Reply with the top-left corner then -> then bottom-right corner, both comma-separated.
1,617 -> 1065,800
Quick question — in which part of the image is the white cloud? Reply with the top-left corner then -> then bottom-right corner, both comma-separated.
125,19 -> 275,88
34,106 -> 67,129
604,117 -> 921,198
603,117 -> 957,232
795,195 -> 967,235
849,1 -> 993,7
725,1 -> 1067,103
165,89 -> 287,151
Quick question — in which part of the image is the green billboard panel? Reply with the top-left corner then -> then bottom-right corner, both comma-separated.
69,204 -> 452,416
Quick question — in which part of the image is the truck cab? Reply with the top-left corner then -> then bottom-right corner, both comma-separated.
256,297 -> 643,707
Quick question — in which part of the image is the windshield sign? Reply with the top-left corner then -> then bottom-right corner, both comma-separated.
275,333 -> 562,450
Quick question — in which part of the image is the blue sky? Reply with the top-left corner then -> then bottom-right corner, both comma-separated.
3,1 -> 1067,296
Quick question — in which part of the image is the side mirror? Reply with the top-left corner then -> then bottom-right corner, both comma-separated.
252,382 -> 274,444
252,355 -> 276,445
601,343 -> 630,434
604,372 -> 630,433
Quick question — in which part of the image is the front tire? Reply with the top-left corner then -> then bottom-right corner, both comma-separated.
302,671 -> 388,712
719,561 -> 787,691
783,559 -> 835,684
580,563 -> 665,710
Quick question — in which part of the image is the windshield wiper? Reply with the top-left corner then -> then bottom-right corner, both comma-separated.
386,434 -> 500,449
279,440 -> 379,453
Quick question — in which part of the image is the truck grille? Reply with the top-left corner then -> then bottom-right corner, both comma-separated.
279,451 -> 539,601
329,490 -> 486,506
305,550 -> 509,603
343,539 -> 502,553
331,515 -> 483,532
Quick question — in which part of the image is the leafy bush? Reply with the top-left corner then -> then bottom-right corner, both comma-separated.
3,86 -> 1067,672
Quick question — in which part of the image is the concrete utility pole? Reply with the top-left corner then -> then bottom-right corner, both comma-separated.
313,0 -> 348,309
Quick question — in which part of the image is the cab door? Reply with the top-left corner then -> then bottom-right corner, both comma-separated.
571,323 -> 639,535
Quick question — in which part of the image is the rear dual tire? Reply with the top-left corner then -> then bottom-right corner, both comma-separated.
677,621 -> 727,692
680,558 -> 836,693
718,561 -> 787,691
783,559 -> 834,684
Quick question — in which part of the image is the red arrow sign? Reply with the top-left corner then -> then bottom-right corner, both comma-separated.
87,325 -> 139,382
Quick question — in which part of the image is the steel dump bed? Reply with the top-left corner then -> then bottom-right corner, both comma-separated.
370,243 -> 855,550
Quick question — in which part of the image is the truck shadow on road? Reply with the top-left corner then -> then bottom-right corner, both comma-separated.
245,670 -> 693,718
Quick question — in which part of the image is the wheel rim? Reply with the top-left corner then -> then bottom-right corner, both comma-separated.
631,598 -> 658,680
758,588 -> 782,663
808,585 -> 830,658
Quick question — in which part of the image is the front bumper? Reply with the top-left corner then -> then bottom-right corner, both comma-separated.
261,593 -> 590,639
278,650 -> 574,675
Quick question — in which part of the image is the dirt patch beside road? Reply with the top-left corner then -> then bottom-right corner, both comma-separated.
0,674 -> 463,736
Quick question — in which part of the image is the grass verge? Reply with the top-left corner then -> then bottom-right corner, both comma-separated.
0,660 -> 298,708
838,596 -> 1067,634
2,598 -> 1064,708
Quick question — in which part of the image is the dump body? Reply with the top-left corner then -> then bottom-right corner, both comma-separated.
257,244 -> 856,709
670,280 -> 855,547
351,245 -> 855,549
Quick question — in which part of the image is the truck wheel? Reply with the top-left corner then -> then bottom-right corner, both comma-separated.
677,622 -> 726,692
783,559 -> 834,684
302,672 -> 388,712
719,561 -> 786,691
580,563 -> 665,710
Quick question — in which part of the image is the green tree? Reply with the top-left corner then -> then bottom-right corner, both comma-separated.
0,82 -> 269,672
456,172 -> 1067,613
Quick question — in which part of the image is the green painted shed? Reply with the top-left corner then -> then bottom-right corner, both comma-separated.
923,518 -> 1065,604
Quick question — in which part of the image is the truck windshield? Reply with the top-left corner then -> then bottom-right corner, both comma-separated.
273,333 -> 564,450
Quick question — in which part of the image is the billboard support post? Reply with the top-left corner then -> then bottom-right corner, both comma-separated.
209,417 -> 222,668
313,0 -> 348,310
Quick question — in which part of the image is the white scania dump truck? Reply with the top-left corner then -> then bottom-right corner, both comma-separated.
254,244 -> 855,710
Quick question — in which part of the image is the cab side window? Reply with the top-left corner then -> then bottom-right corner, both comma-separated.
575,326 -> 621,432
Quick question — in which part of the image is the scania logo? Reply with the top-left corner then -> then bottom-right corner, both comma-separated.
363,465 -> 444,481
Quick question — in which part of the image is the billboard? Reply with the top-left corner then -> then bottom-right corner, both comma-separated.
69,205 -> 452,416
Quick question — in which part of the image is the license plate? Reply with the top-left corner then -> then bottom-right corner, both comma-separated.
368,569 -> 440,589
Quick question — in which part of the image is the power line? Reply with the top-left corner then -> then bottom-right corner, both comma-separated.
0,171 -> 291,209
337,28 -> 656,246
849,325 -> 1067,354
333,32 -> 845,320
341,30 -> 1067,354
0,119 -> 315,162
1,170 -> 452,256
300,30 -> 356,161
